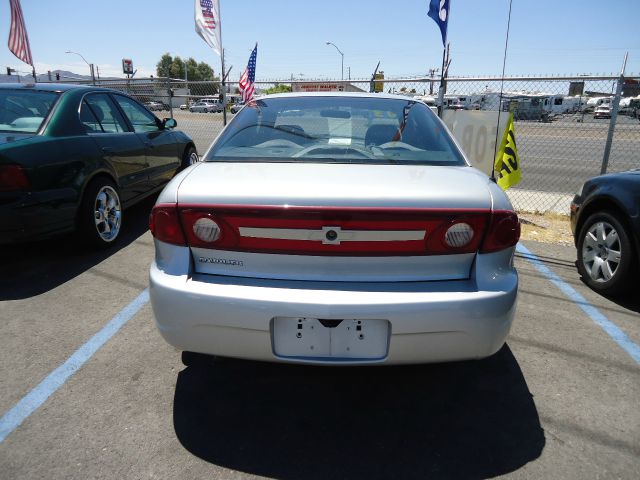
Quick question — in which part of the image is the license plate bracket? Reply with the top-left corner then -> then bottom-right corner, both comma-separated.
272,317 -> 390,360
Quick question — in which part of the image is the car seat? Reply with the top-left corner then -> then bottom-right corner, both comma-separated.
364,124 -> 400,146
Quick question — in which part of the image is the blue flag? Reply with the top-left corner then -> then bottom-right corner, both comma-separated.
428,0 -> 450,46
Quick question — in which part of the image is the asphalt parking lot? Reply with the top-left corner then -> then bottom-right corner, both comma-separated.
1,196 -> 639,479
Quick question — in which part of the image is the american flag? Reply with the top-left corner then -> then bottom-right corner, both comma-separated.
239,44 -> 258,103
8,0 -> 33,66
199,0 -> 217,29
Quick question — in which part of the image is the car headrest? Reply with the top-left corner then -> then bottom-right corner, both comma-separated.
365,124 -> 400,146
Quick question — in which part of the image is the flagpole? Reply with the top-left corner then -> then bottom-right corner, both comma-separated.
491,0 -> 514,182
436,0 -> 450,118
216,0 -> 227,126
221,48 -> 227,126
437,45 -> 447,117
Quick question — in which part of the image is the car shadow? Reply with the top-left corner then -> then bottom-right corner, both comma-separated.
0,194 -> 157,301
574,262 -> 640,315
173,345 -> 545,479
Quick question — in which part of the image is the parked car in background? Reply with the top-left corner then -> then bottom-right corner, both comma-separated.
230,101 -> 244,114
179,103 -> 189,110
0,83 -> 198,247
149,93 -> 520,366
144,101 -> 164,112
448,102 -> 466,111
570,170 -> 640,295
189,101 -> 222,113
593,105 -> 612,119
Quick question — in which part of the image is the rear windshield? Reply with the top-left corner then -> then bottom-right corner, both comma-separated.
0,89 -> 59,133
206,96 -> 466,165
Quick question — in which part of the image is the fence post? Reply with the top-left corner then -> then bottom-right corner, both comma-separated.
600,53 -> 628,175
165,77 -> 173,120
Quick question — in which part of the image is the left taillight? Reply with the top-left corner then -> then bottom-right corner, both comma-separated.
0,165 -> 30,192
178,209 -> 238,249
149,204 -> 186,246
480,210 -> 521,253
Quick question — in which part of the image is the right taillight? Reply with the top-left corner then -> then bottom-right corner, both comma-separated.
0,165 -> 30,192
149,204 -> 186,246
480,210 -> 520,253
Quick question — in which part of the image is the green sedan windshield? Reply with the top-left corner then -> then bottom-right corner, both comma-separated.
0,90 -> 60,133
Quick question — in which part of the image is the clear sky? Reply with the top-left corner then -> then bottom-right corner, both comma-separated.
0,0 -> 638,81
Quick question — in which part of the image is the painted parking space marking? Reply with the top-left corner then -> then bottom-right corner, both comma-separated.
516,243 -> 640,365
0,289 -> 150,443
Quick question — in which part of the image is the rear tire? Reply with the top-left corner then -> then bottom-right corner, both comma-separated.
180,146 -> 199,170
77,178 -> 122,248
576,211 -> 635,295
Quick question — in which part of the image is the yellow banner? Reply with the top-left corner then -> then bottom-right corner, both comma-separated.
493,112 -> 521,190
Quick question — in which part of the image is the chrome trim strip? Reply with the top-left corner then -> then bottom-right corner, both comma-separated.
239,226 -> 426,244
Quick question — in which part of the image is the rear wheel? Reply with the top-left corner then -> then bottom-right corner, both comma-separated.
180,146 -> 199,170
576,211 -> 635,295
78,178 -> 122,247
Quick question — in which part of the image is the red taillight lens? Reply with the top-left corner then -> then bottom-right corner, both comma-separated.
179,209 -> 239,249
174,205 -> 493,256
0,165 -> 30,192
149,204 -> 186,246
480,211 -> 521,253
426,216 -> 487,254
151,205 -> 519,256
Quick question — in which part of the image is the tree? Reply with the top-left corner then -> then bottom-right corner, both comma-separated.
170,56 -> 185,79
263,84 -> 292,95
196,62 -> 214,81
156,53 -> 173,78
154,53 -> 215,83
185,58 -> 198,80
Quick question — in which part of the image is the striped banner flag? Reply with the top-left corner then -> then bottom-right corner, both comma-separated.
239,44 -> 257,103
8,0 -> 33,66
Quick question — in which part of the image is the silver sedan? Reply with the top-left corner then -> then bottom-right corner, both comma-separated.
189,101 -> 221,113
149,93 -> 520,365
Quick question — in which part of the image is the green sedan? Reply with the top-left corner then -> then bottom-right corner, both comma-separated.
0,83 -> 198,246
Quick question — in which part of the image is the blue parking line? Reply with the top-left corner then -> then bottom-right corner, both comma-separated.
0,289 -> 150,443
516,243 -> 640,365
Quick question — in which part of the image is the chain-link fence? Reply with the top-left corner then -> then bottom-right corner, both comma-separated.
45,74 -> 640,214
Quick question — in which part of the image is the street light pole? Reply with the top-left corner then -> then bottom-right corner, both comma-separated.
65,50 -> 95,85
325,41 -> 344,81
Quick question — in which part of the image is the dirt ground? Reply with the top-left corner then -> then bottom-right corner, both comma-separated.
518,213 -> 575,246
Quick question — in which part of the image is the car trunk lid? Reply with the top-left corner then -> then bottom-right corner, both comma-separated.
172,162 -> 495,282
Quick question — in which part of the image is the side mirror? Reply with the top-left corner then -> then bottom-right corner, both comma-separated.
163,118 -> 177,129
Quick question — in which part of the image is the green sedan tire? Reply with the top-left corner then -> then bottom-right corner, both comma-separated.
181,146 -> 199,171
78,178 -> 122,247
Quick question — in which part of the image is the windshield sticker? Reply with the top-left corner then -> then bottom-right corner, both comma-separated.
328,138 -> 352,145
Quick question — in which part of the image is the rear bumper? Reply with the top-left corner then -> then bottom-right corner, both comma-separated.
0,189 -> 77,244
149,245 -> 518,365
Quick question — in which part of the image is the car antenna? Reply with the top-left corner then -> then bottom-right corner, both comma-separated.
491,0 -> 514,183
